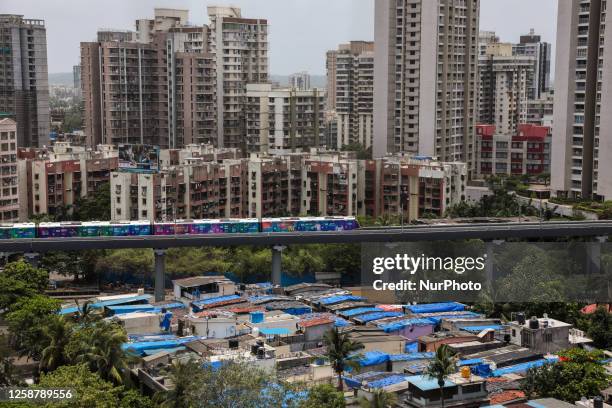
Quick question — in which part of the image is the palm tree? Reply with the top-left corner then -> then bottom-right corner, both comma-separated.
154,359 -> 203,408
40,315 -> 72,372
74,299 -> 101,324
424,344 -> 457,408
324,327 -> 363,392
358,388 -> 398,408
72,321 -> 130,384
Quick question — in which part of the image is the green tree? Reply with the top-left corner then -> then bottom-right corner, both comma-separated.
324,327 -> 364,392
584,307 -> 612,349
73,182 -> 111,221
65,320 -> 130,385
166,247 -> 232,277
496,251 -> 566,303
231,247 -> 272,283
155,359 -> 297,408
424,345 -> 457,408
521,348 -> 610,403
39,315 -> 73,372
283,247 -> 325,276
299,383 -> 345,408
37,364 -> 121,408
358,388 -> 398,408
320,244 -> 361,276
95,249 -> 153,281
154,359 -> 205,408
0,260 -> 49,310
6,295 -> 61,360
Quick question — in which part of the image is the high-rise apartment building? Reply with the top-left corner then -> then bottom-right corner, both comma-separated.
478,42 -> 535,134
81,9 -> 215,149
288,71 -> 311,90
325,50 -> 338,111
0,14 -> 50,147
332,41 -> 375,150
553,0 -> 612,200
373,0 -> 479,177
513,29 -> 552,100
72,64 -> 81,96
207,6 -> 268,150
0,118 -> 20,221
245,83 -> 325,154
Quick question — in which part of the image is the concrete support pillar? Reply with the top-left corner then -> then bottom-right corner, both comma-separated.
485,240 -> 505,283
271,245 -> 286,286
23,252 -> 41,268
154,249 -> 166,302
586,236 -> 607,275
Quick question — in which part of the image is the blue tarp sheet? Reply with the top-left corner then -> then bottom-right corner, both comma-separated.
259,328 -> 291,336
128,334 -> 177,342
157,302 -> 186,310
192,294 -> 241,307
319,295 -> 363,305
405,342 -> 418,353
419,312 -> 481,324
458,358 -> 484,366
471,363 -> 493,377
491,357 -> 558,377
341,307 -> 383,317
58,294 -> 152,315
122,336 -> 206,354
106,304 -> 156,315
334,317 -> 351,327
277,306 -> 312,315
388,352 -> 435,362
142,346 -> 186,356
368,375 -> 409,389
378,318 -> 434,333
405,302 -> 465,314
461,325 -> 502,333
357,351 -> 390,367
354,311 -> 404,323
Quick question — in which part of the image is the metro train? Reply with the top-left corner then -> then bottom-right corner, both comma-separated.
0,217 -> 360,239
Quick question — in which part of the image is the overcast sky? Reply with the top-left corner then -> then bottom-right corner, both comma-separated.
0,0 -> 558,76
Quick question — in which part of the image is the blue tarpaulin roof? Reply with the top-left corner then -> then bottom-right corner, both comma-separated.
388,352 -> 435,362
405,302 -> 465,314
334,317 -> 351,327
319,295 -> 363,305
406,375 -> 454,391
378,318 -> 434,333
106,304 -> 156,315
405,342 -> 418,353
142,346 -> 186,356
192,294 -> 241,307
340,307 -> 383,317
128,334 -> 177,342
259,327 -> 291,336
58,294 -> 152,315
458,358 -> 484,366
273,306 -> 312,315
122,336 -> 206,355
354,311 -> 404,323
418,312 -> 481,324
357,351 -> 389,367
461,325 -> 502,333
368,375 -> 410,389
491,357 -> 558,377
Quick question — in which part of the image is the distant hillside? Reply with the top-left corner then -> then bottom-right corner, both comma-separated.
48,72 -> 75,87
